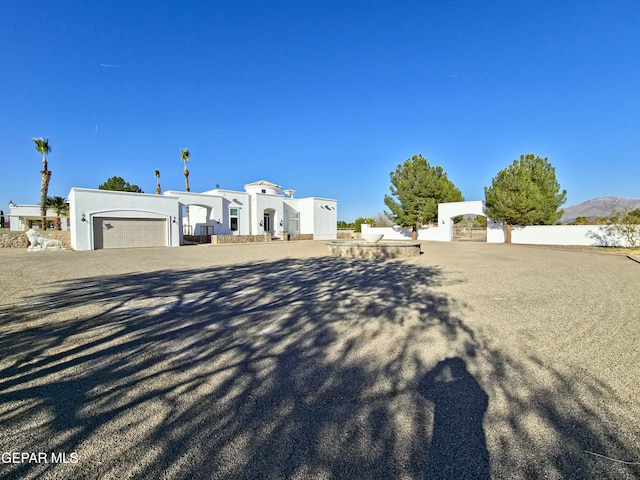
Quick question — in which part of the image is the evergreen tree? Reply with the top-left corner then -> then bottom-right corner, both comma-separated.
484,154 -> 566,243
384,154 -> 463,239
98,176 -> 143,193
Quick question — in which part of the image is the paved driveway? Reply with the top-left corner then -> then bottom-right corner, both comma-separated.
0,242 -> 638,479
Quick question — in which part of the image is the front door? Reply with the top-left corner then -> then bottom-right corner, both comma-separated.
263,213 -> 270,233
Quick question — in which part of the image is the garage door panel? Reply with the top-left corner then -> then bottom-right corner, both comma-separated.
93,218 -> 166,249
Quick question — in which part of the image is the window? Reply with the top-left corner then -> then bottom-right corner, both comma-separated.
230,208 -> 238,231
261,189 -> 266,194
287,212 -> 299,234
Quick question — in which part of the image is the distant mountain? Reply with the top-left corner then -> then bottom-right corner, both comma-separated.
560,196 -> 640,223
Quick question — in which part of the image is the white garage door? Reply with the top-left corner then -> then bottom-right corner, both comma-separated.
93,217 -> 167,249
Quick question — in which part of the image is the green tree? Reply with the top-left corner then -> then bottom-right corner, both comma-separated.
46,195 -> 69,230
33,137 -> 52,229
180,148 -> 191,192
572,216 -> 590,225
353,217 -> 375,233
98,176 -> 143,193
484,154 -> 566,243
384,154 -> 463,240
155,169 -> 161,195
473,215 -> 488,228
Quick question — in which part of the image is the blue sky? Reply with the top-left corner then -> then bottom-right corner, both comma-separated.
1,0 -> 639,221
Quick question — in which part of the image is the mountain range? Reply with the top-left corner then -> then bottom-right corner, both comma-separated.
560,196 -> 640,223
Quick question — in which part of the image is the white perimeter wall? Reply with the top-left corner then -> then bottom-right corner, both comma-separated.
363,223 -> 633,247
362,200 -> 635,247
509,224 -> 636,247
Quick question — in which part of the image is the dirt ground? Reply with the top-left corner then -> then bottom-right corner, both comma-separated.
0,241 -> 638,479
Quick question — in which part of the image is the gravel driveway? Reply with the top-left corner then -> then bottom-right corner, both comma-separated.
0,241 -> 638,479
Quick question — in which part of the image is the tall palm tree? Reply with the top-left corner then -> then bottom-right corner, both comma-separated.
33,138 -> 52,229
154,169 -> 161,195
46,196 -> 69,230
180,148 -> 190,192
180,148 -> 191,233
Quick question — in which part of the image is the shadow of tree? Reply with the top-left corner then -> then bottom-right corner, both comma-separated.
0,255 -> 638,479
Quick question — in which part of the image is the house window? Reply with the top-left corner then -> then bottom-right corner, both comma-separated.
261,189 -> 266,194
230,208 -> 238,231
287,212 -> 299,234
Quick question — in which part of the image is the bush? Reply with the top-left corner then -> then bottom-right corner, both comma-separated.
353,217 -> 375,233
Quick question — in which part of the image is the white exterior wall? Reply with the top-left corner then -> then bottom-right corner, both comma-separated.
69,188 -> 181,251
164,191 -> 226,236
487,220 -> 506,243
509,224 -> 634,246
311,198 -> 337,240
364,222 -> 633,246
244,183 -> 281,196
215,190 -> 251,235
296,198 -> 337,240
8,204 -> 69,231
361,224 -> 442,241
297,198 -> 315,235
254,193 -> 285,236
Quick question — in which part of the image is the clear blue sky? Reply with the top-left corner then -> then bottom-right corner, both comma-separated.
1,0 -> 639,221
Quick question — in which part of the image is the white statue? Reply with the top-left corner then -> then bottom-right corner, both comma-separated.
26,228 -> 64,251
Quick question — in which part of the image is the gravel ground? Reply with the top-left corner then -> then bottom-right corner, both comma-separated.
0,241 -> 638,479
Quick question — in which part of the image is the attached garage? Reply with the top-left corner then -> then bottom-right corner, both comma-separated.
93,217 -> 167,249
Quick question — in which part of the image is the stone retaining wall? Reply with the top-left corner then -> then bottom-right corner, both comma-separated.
211,234 -> 272,244
326,241 -> 422,259
0,230 -> 71,249
285,234 -> 314,241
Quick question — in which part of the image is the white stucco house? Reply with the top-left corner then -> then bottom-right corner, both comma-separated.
7,202 -> 70,231
69,180 -> 337,250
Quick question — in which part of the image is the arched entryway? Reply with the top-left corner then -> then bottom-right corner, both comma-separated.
452,215 -> 488,242
263,208 -> 276,236
437,201 -> 494,242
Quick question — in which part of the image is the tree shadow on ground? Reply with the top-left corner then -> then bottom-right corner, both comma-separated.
0,255 -> 638,479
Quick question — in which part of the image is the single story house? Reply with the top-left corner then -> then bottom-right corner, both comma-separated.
7,202 -> 70,231
69,180 -> 337,250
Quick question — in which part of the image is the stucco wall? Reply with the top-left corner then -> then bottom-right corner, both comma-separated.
217,191 -> 250,235
8,205 -> 69,231
296,198 -> 337,240
255,193 -> 285,235
69,188 -> 181,251
361,224 -> 442,241
508,224 -> 635,247
165,191 -> 225,236
365,222 -> 635,247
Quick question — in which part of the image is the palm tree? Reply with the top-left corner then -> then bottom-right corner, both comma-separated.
180,148 -> 190,192
46,196 -> 69,230
154,169 -> 161,195
180,148 -> 191,233
33,138 -> 52,229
